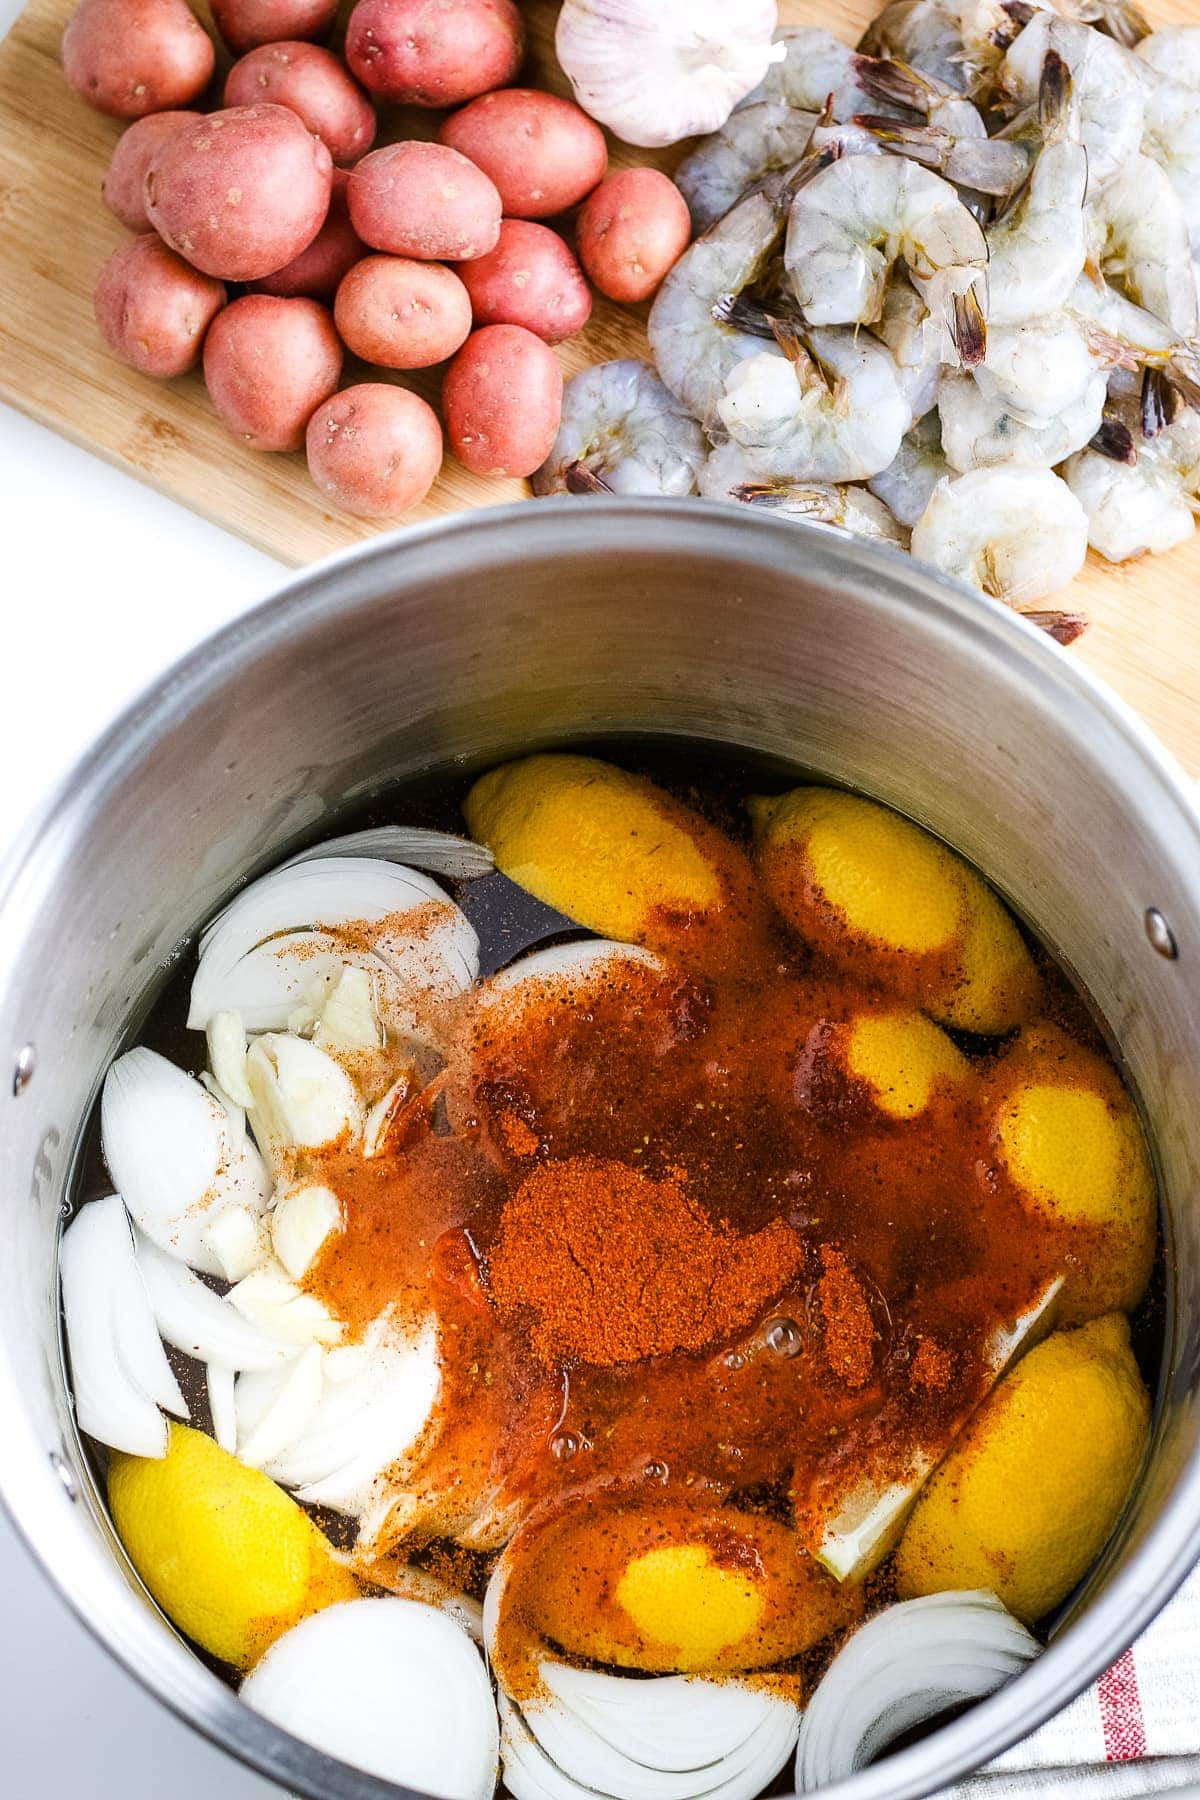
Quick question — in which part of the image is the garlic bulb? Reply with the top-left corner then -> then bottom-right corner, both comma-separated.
555,0 -> 783,149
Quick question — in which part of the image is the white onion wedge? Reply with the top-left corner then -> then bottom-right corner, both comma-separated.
101,1048 -> 270,1275
234,1313 -> 440,1521
207,1362 -> 237,1453
226,1266 -> 344,1348
240,1598 -> 498,1800
282,827 -> 494,881
237,1342 -> 325,1469
246,1034 -> 362,1161
135,1232 -> 296,1371
271,1185 -> 342,1281
188,857 -> 480,1031
486,941 -> 664,996
61,1196 -> 187,1457
794,1592 -> 1038,1789
814,1271 -> 1066,1583
538,1664 -> 775,1773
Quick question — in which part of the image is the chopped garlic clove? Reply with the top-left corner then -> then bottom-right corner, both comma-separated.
272,1186 -> 343,1281
314,965 -> 383,1052
227,1265 -> 344,1347
246,1033 -> 363,1163
204,1203 -> 270,1283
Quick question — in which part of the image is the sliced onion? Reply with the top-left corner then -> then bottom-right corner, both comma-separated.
246,1034 -> 362,1162
101,1048 -> 270,1275
189,857 -> 480,1031
487,941 -> 663,996
795,1592 -> 1038,1790
362,1071 -> 417,1159
816,1270 -> 1068,1583
240,1598 -> 499,1800
237,1342 -> 325,1468
135,1231 -> 297,1371
539,1664 -> 776,1773
207,1362 -> 238,1453
234,1313 -> 439,1518
61,1196 -> 187,1457
282,827 -> 495,881
226,1265 -> 344,1348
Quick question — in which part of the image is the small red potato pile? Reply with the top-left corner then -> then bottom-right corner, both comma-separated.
68,0 -> 696,520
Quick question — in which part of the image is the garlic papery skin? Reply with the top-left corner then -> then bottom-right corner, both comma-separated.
101,1047 -> 270,1276
794,1592 -> 1038,1789
272,1185 -> 343,1280
555,0 -> 782,148
246,1033 -> 363,1166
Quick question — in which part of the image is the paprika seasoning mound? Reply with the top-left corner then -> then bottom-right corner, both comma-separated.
487,1155 -> 805,1366
817,1243 -> 875,1389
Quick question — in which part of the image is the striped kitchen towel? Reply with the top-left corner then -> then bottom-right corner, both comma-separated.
943,1565 -> 1200,1797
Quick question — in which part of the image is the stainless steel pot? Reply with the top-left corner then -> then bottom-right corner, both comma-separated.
2,499 -> 1199,1800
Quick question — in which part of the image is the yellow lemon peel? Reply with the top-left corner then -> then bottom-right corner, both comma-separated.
846,1010 -> 968,1119
465,755 -> 725,945
751,788 -> 1040,1035
615,1544 -> 765,1668
108,1422 -> 358,1670
894,1315 -> 1150,1623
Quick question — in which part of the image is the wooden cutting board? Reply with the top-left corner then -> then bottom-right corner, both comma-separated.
2,0 -> 1199,772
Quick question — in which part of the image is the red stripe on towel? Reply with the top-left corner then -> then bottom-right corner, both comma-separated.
1098,1649 -> 1147,1761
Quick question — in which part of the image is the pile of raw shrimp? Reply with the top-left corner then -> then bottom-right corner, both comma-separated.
535,4 -> 1200,636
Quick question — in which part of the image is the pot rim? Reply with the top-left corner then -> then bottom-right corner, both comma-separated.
2,496 -> 1198,1800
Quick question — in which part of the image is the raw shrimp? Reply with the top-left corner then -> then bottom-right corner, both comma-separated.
986,53 -> 1088,327
911,465 -> 1089,602
859,0 -> 972,91
784,154 -> 988,347
853,55 -> 1033,195
868,410 -> 952,524
1086,153 -> 1198,338
754,26 -> 886,119
699,440 -> 909,543
972,314 -> 1100,423
648,180 -> 793,424
532,361 -> 707,499
999,13 -> 1143,191
938,366 -> 1107,468
716,327 -> 911,482
675,103 -> 819,234
870,276 -> 946,422
1063,410 -> 1200,558
1065,277 -> 1200,411
1136,45 -> 1200,259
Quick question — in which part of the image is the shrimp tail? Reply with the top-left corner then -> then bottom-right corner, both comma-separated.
1020,609 -> 1091,645
852,52 -> 947,112
1075,0 -> 1151,48
1089,418 -> 1138,463
563,463 -> 615,496
1142,367 -> 1186,438
732,481 -> 840,520
855,114 -> 1033,195
949,281 -> 989,367
1037,49 -> 1077,143
1163,350 -> 1200,415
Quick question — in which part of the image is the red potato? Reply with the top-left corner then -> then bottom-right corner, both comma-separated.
438,90 -> 606,220
456,220 -> 590,344
442,323 -> 562,478
348,141 -> 500,262
576,168 -> 693,304
102,110 -> 201,230
203,294 -> 342,450
224,43 -> 376,164
307,383 -> 443,517
93,233 -> 226,377
248,168 -> 364,298
62,0 -> 214,119
210,0 -> 336,54
145,103 -> 333,281
334,256 -> 471,368
345,0 -> 523,107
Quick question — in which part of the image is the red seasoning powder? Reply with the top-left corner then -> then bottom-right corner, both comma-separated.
487,1155 -> 805,1367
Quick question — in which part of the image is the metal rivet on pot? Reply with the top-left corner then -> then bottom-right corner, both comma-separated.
1145,908 -> 1178,960
49,1451 -> 78,1503
12,1043 -> 35,1097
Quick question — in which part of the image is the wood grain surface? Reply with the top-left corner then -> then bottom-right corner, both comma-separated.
1,0 -> 1198,771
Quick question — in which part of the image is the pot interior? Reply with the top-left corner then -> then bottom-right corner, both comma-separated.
2,501 -> 1199,1800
